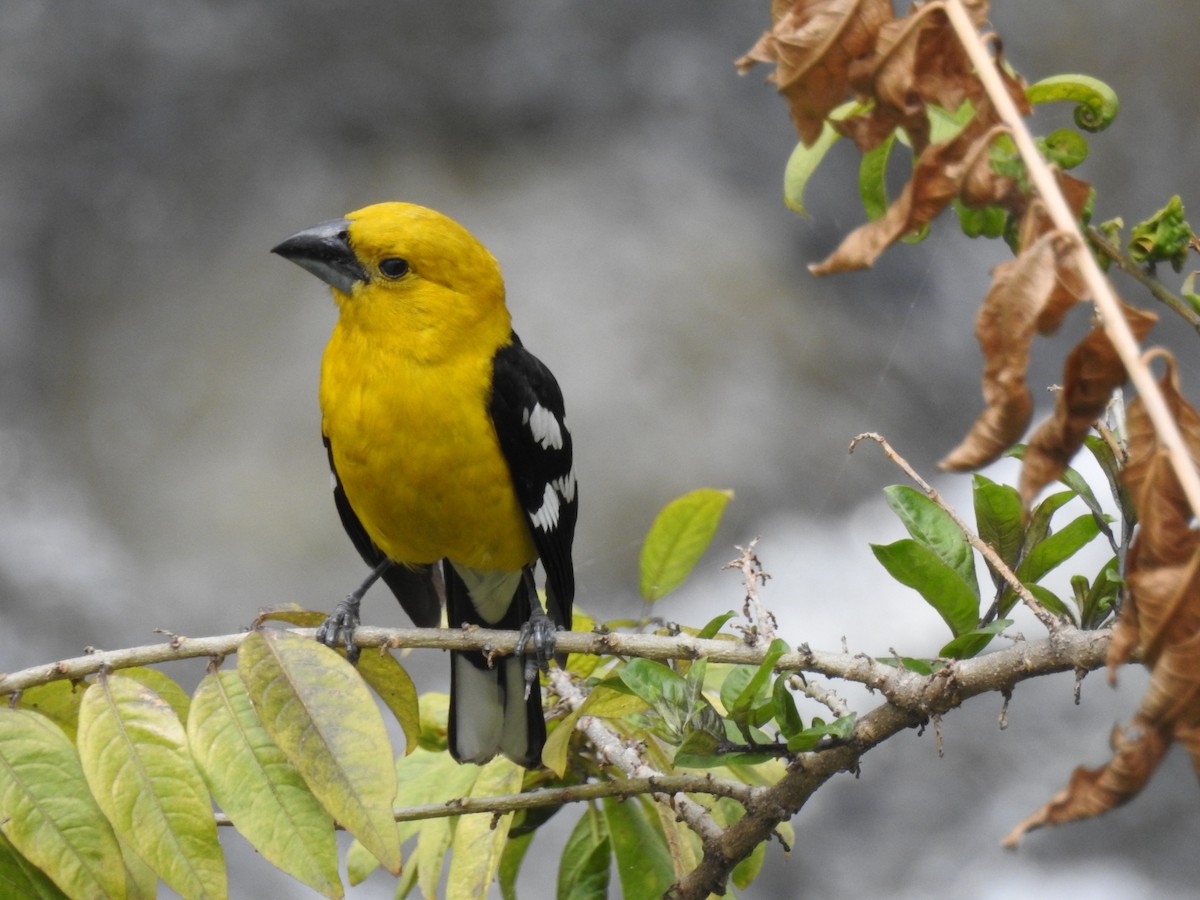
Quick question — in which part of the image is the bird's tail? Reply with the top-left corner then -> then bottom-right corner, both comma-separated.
445,563 -> 546,766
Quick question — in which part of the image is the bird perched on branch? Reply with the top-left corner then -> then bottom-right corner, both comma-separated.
272,202 -> 577,766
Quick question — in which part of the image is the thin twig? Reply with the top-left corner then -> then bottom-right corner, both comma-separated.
724,539 -> 777,646
849,432 -> 1062,634
944,0 -> 1200,521
212,773 -> 755,828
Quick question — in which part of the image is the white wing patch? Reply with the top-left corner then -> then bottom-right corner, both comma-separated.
553,462 -> 577,503
526,403 -> 564,450
531,482 -> 560,531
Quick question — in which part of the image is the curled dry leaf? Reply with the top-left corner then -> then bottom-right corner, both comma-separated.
840,2 -> 996,155
1002,723 -> 1170,848
736,0 -> 895,147
938,232 -> 1065,471
1017,175 -> 1093,335
1017,304 -> 1157,509
1007,352 -> 1200,844
810,113 -> 1006,275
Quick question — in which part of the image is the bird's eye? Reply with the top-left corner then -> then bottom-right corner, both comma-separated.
379,257 -> 410,279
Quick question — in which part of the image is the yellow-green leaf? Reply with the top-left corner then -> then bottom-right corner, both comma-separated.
237,629 -> 402,874
121,666 -> 191,724
355,649 -> 421,756
0,708 -> 126,899
188,669 -> 341,898
541,705 -> 583,778
640,488 -> 733,602
11,680 -> 84,741
416,760 -> 480,900
446,757 -> 525,898
77,673 -> 226,899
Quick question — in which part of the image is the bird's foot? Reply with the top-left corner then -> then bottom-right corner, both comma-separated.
316,594 -> 363,664
515,610 -> 559,698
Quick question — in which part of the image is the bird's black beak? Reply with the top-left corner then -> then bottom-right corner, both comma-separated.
271,218 -> 370,295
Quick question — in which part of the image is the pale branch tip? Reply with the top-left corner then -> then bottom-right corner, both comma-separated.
944,0 -> 1200,521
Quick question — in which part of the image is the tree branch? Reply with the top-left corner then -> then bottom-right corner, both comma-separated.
671,627 -> 1111,898
0,622 -> 1109,701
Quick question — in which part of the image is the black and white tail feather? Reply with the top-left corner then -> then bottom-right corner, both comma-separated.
446,332 -> 577,766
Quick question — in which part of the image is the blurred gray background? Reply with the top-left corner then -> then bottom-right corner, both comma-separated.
2,1 -> 1198,897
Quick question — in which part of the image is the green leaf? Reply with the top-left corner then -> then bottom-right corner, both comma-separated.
1026,584 -> 1073,621
447,757 -> 525,899
725,639 -> 789,723
1018,513 -> 1103,585
499,830 -> 534,900
77,674 -> 226,899
1128,195 -> 1192,272
782,100 -> 863,216
1026,74 -> 1120,132
0,829 -> 68,900
938,619 -> 1013,659
732,835 -> 766,890
0,708 -> 127,899
187,669 -> 341,898
858,132 -> 896,221
640,488 -> 733,601
353,648 -> 421,756
238,629 -> 401,874
601,796 -> 675,900
557,804 -> 611,900
1083,434 -> 1132,525
673,730 -> 776,768
973,475 -> 1024,578
1037,128 -> 1089,169
785,714 -> 857,752
884,485 -> 978,597
1183,270 -> 1200,315
772,675 -> 804,739
1079,556 -> 1123,629
695,611 -> 736,640
871,539 -> 979,636
955,200 -> 1007,239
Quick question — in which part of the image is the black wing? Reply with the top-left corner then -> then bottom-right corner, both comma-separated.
489,333 -> 577,629
322,435 -> 443,628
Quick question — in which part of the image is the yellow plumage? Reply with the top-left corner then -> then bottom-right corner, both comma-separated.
274,200 -> 577,765
317,203 -> 536,572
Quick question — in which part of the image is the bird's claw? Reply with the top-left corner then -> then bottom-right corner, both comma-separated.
515,611 -> 559,698
316,595 -> 363,664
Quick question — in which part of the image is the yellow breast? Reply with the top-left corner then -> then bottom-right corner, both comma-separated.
319,321 -> 536,572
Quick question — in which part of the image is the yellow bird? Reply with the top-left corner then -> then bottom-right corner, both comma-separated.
272,203 -> 577,766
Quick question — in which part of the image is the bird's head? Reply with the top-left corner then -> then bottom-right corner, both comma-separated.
272,202 -> 509,342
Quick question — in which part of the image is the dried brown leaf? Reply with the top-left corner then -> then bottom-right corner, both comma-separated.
810,114 -> 1000,275
840,3 -> 993,155
1001,723 -> 1169,847
938,233 -> 1063,471
1015,351 -> 1200,841
1020,175 -> 1093,335
737,0 -> 895,146
1018,304 -> 1156,508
